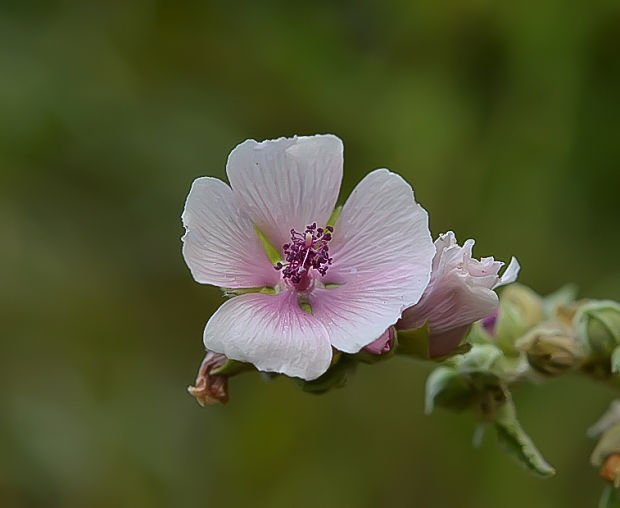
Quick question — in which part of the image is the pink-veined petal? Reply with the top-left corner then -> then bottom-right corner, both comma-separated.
181,177 -> 280,288
326,168 -> 435,307
309,269 -> 423,353
399,277 -> 499,334
203,291 -> 332,380
226,135 -> 343,250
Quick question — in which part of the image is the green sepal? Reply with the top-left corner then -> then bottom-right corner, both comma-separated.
295,354 -> 357,395
425,366 -> 474,414
254,224 -> 282,265
453,343 -> 504,375
396,323 -> 431,359
327,206 -> 342,228
433,341 -> 473,362
299,301 -> 313,315
211,359 -> 254,376
591,422 -> 620,468
467,321 -> 494,345
494,398 -> 556,477
324,283 -> 342,289
588,400 -> 620,439
221,286 -> 276,298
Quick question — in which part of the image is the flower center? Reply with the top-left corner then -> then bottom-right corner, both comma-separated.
274,223 -> 333,290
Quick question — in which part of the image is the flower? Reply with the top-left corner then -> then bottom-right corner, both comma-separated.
397,231 -> 520,357
181,134 -> 435,380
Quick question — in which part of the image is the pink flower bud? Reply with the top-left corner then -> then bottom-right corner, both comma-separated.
363,327 -> 395,355
397,232 -> 519,357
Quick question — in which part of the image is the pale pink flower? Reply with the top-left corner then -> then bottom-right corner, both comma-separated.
182,135 -> 434,380
397,231 -> 520,357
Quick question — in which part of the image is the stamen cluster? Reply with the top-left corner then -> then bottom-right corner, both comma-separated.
275,223 -> 333,284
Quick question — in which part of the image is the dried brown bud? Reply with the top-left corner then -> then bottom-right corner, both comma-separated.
600,454 -> 620,487
187,351 -> 229,406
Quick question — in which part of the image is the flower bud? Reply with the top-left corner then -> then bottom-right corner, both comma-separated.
363,327 -> 395,355
600,454 -> 620,487
494,284 -> 544,354
397,232 -> 520,358
187,351 -> 230,406
591,422 -> 620,487
575,301 -> 620,357
516,324 -> 582,377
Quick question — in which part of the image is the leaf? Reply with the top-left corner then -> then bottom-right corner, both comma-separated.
494,399 -> 556,477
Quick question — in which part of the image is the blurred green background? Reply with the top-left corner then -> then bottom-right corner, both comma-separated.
2,0 -> 620,506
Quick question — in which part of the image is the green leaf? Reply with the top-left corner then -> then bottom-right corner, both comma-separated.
494,399 -> 556,477
254,224 -> 282,265
296,355 -> 357,394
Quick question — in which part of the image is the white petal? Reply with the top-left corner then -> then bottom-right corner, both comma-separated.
326,168 -> 435,307
309,269 -> 424,353
182,177 -> 280,288
203,291 -> 332,381
226,135 -> 343,250
494,256 -> 520,289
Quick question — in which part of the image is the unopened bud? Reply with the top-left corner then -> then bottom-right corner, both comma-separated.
575,301 -> 620,357
516,324 -> 582,377
495,284 -> 544,354
187,351 -> 229,406
363,327 -> 395,355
